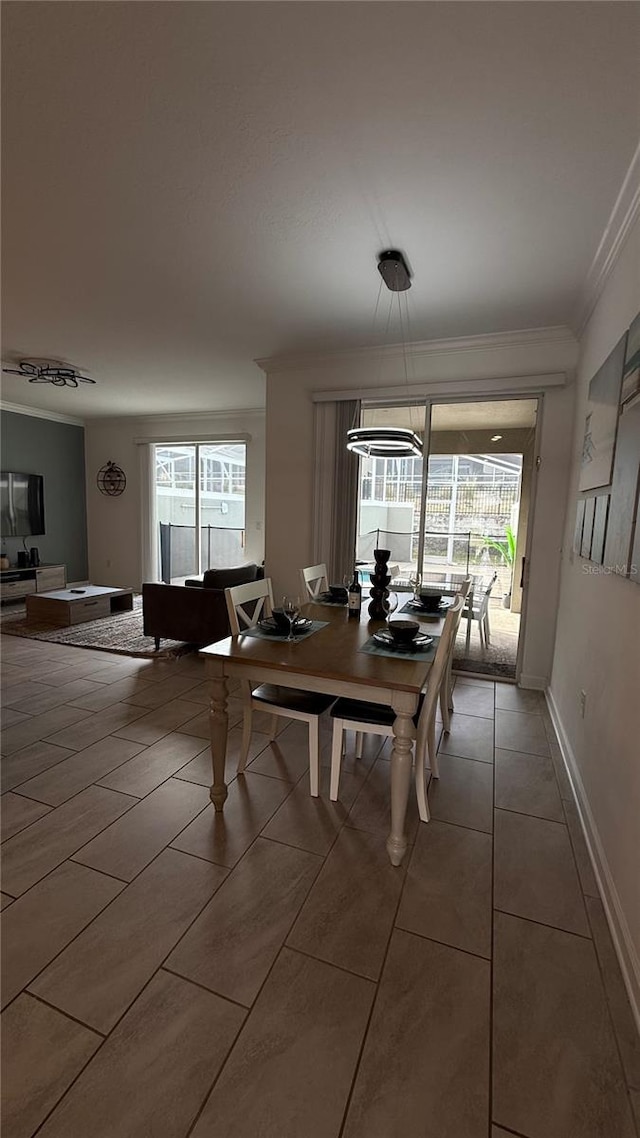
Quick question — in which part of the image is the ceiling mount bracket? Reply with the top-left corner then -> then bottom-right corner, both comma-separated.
377,250 -> 412,292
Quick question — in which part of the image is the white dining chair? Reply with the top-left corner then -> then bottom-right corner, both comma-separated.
463,571 -> 498,650
225,578 -> 334,795
299,563 -> 329,600
328,596 -> 463,821
440,576 -> 472,734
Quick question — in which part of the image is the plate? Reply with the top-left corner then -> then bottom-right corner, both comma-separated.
258,617 -> 312,636
373,630 -> 433,651
407,598 -> 451,613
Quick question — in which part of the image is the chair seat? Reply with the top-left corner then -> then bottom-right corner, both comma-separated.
251,684 -> 335,716
330,693 -> 424,727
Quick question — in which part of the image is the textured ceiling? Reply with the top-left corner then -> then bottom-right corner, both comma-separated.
2,2 -> 639,418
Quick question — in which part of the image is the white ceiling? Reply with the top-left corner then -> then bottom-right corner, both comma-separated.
2,2 -> 639,419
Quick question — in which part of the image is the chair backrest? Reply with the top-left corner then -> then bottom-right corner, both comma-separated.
225,578 -> 275,634
451,576 -> 471,638
415,595 -> 463,757
479,571 -> 498,616
299,563 -> 328,600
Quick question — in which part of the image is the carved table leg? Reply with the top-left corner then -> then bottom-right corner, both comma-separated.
208,665 -> 229,812
386,692 -> 418,866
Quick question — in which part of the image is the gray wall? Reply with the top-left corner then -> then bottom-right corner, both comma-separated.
1,411 -> 88,581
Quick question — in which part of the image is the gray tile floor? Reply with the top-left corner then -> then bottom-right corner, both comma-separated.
1,634 -> 639,1138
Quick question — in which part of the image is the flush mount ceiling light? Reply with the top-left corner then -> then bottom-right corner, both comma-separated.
346,250 -> 423,460
2,358 -> 96,388
491,434 -> 503,442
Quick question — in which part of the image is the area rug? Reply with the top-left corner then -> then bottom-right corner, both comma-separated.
0,595 -> 195,659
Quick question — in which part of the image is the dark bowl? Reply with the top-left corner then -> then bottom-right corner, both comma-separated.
329,585 -> 348,600
388,619 -> 420,644
419,592 -> 442,612
271,608 -> 291,631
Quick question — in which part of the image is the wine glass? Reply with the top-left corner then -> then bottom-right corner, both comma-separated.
384,591 -> 399,629
281,594 -> 301,641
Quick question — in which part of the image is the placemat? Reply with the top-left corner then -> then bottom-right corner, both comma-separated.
359,632 -> 439,661
241,619 -> 329,642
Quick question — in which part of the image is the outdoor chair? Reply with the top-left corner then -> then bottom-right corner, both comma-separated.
464,571 -> 498,650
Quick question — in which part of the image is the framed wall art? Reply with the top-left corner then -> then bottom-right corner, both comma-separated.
579,332 -> 627,492
581,495 -> 596,560
621,311 -> 640,407
573,498 -> 585,555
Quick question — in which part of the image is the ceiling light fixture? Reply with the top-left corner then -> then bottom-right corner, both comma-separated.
346,250 -> 422,459
490,434 -> 503,442
2,358 -> 96,388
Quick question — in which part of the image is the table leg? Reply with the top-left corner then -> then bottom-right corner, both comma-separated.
465,589 -> 473,651
386,692 -> 418,867
208,664 -> 229,812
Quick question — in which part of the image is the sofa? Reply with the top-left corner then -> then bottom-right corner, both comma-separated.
142,563 -> 264,649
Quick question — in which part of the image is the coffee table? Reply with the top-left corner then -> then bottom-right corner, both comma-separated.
26,585 -> 134,627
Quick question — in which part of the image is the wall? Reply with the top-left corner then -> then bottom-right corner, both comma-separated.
549,212 -> 640,1017
84,410 -> 265,589
263,328 -> 577,687
0,409 -> 88,580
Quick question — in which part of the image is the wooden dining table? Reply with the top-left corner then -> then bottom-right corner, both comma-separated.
199,599 -> 445,866
419,571 -> 485,649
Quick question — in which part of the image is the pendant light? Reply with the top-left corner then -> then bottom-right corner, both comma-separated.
346,250 -> 423,459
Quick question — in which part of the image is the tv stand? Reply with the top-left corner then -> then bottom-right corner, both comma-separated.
0,563 -> 67,604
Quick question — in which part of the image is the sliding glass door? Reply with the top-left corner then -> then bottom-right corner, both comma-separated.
154,443 -> 246,583
355,397 -> 539,679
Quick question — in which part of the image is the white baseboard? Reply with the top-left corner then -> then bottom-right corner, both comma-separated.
546,687 -> 640,1035
519,673 -> 547,690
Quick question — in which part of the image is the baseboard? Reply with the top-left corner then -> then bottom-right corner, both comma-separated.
519,673 -> 547,690
546,687 -> 640,1035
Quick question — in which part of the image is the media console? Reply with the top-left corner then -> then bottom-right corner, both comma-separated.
0,564 -> 67,604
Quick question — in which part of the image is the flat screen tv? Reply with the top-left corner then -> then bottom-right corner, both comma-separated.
0,472 -> 45,537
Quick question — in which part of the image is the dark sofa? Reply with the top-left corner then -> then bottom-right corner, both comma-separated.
142,563 -> 263,649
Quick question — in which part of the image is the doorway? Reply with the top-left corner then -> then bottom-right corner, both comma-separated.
356,397 -> 539,680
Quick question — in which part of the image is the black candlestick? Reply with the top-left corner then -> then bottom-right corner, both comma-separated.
368,548 -> 392,619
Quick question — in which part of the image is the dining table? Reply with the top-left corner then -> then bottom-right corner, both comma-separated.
199,599 -> 446,867
418,571 -> 485,649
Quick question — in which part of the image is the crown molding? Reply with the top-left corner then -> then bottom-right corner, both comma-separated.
0,400 -> 85,428
256,325 -> 576,375
576,138 -> 640,338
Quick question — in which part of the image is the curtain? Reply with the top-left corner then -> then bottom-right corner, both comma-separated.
139,443 -> 158,583
312,399 -> 360,583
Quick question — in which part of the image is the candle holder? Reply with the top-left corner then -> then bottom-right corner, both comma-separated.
368,548 -> 392,619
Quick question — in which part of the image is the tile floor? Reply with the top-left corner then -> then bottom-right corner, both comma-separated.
1,634 -> 639,1138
